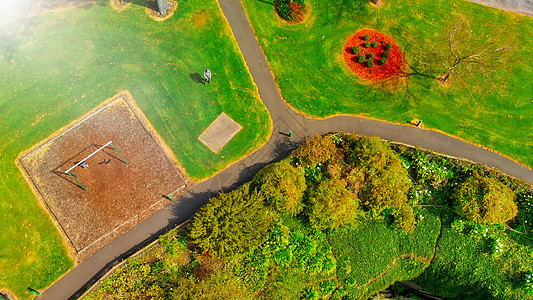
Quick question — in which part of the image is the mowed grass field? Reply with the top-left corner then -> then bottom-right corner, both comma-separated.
241,0 -> 533,167
0,0 -> 271,298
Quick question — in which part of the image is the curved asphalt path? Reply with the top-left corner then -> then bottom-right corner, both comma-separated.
39,1 -> 533,299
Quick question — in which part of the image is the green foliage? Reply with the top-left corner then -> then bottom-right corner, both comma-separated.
307,177 -> 361,230
394,205 -> 417,233
378,57 -> 387,65
292,134 -> 339,167
385,42 -> 392,50
328,216 -> 440,299
415,220 -> 533,300
366,60 -> 374,67
371,41 -> 378,48
366,52 -> 375,60
363,34 -> 371,40
363,42 -> 372,48
252,160 -> 307,215
357,54 -> 366,63
516,191 -> 533,235
382,50 -> 390,58
411,150 -> 454,186
454,175 -> 518,225
352,45 -> 360,54
189,186 -> 271,257
238,216 -> 337,297
524,272 -> 533,295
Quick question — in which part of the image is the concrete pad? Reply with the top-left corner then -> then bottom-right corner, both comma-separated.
199,112 -> 242,153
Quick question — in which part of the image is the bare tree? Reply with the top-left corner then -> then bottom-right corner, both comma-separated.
375,15 -> 517,100
426,15 -> 517,87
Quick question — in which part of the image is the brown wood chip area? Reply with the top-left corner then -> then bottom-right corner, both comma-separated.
20,95 -> 190,261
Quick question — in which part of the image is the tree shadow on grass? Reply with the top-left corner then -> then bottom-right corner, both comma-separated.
256,0 -> 274,6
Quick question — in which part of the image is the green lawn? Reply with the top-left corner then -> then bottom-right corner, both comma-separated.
241,0 -> 533,167
0,0 -> 271,298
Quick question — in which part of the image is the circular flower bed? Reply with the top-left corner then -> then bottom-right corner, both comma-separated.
343,28 -> 404,81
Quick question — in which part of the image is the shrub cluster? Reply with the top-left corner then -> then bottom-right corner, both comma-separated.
363,42 -> 371,48
366,60 -> 374,67
363,34 -> 370,41
382,51 -> 390,58
352,45 -> 360,55
371,41 -> 378,48
366,53 -> 375,60
385,42 -> 392,50
378,57 -> 387,65
357,54 -> 366,63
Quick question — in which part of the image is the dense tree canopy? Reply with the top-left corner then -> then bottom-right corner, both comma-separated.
344,135 -> 412,216
189,186 -> 271,257
454,175 -> 517,225
292,134 -> 339,167
252,160 -> 307,215
307,177 -> 361,230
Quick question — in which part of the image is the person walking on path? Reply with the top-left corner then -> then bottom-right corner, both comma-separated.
204,69 -> 212,86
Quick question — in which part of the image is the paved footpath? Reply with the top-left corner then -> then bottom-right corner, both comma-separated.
39,1 -> 533,299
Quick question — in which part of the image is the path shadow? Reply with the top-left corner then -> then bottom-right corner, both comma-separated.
190,73 -> 205,84
67,188 -> 215,299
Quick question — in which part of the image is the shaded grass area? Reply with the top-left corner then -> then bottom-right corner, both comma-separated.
327,213 -> 440,298
241,0 -> 533,167
0,0 -> 270,298
414,210 -> 533,300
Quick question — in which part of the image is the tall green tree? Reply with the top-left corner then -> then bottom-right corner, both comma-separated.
189,186 -> 271,257
252,160 -> 307,215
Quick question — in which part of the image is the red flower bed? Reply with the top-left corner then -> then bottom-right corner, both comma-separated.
343,28 -> 404,81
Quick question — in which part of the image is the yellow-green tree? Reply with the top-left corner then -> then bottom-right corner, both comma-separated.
252,160 -> 307,215
344,136 -> 412,215
307,177 -> 361,230
454,175 -> 517,225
